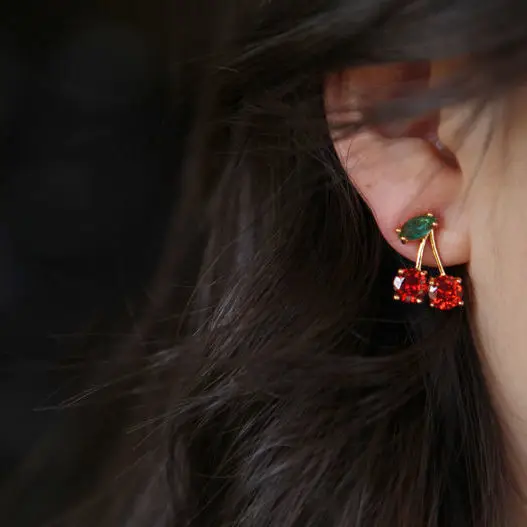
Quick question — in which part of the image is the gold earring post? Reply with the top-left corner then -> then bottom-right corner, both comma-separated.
428,229 -> 446,276
415,233 -> 429,271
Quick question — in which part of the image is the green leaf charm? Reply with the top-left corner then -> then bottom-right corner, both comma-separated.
398,214 -> 437,242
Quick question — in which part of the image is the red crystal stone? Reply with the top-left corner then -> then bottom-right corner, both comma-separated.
428,275 -> 463,310
393,268 -> 428,304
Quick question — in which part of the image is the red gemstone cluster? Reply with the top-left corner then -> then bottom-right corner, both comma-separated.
429,275 -> 464,311
393,269 -> 463,310
393,269 -> 428,304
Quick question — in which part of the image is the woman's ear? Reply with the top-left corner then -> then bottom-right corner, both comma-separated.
324,64 -> 470,268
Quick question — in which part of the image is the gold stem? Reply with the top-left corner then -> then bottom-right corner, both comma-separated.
415,234 -> 429,271
429,229 -> 446,275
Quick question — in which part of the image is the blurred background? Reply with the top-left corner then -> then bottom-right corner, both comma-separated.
0,2 -> 180,523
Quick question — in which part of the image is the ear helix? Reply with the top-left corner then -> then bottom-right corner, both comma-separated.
393,213 -> 464,310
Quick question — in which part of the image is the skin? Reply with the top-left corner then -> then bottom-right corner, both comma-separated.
326,63 -> 527,523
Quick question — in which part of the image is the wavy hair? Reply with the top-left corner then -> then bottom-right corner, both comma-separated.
16,1 -> 527,525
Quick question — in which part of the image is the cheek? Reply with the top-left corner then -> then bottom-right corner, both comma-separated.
469,178 -> 527,423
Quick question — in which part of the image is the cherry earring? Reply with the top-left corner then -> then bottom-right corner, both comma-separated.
393,213 -> 464,310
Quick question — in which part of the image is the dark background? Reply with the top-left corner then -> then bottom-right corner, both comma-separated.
0,2 -> 178,522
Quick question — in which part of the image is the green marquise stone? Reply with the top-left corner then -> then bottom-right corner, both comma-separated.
399,215 -> 437,241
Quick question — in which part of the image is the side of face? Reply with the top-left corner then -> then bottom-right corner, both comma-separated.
325,64 -> 527,444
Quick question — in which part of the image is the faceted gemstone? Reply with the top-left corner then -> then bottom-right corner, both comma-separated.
399,214 -> 437,242
393,268 -> 428,304
428,275 -> 464,310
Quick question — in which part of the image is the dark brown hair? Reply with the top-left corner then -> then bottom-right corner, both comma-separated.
9,0 -> 527,525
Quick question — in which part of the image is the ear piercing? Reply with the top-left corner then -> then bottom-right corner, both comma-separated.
393,213 -> 464,310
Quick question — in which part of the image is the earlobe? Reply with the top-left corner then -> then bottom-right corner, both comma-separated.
325,66 -> 470,270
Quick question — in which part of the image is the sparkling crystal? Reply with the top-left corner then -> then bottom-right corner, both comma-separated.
393,268 -> 428,304
399,214 -> 437,241
429,275 -> 464,310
